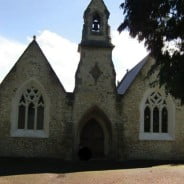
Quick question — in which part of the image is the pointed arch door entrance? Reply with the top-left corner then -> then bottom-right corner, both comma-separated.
75,106 -> 113,160
80,118 -> 104,158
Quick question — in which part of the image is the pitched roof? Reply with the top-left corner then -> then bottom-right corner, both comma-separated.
117,55 -> 149,95
0,39 -> 66,92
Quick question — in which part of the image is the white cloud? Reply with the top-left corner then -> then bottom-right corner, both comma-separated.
112,30 -> 148,82
0,30 -> 148,92
0,36 -> 25,81
36,30 -> 80,92
0,31 -> 80,92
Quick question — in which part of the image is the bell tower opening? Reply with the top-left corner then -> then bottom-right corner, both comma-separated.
91,14 -> 101,33
79,0 -> 113,49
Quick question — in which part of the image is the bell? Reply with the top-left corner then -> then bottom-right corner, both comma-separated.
93,22 -> 99,31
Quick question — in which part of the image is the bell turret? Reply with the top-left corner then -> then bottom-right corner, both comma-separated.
79,0 -> 113,49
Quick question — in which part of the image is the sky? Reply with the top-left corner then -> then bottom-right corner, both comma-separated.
0,0 -> 148,92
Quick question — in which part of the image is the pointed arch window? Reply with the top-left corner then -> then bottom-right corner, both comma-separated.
140,90 -> 175,140
17,87 -> 45,130
11,81 -> 49,138
162,107 -> 168,133
91,14 -> 101,32
144,106 -> 151,132
143,92 -> 168,133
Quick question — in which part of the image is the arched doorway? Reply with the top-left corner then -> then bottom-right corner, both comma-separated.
80,118 -> 104,159
74,106 -> 113,160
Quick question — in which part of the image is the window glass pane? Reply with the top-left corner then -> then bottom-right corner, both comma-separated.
18,105 -> 25,129
17,87 -> 45,132
162,107 -> 168,133
20,95 -> 25,103
38,96 -> 44,104
28,103 -> 35,129
153,107 -> 159,132
144,107 -> 151,132
37,106 -> 44,130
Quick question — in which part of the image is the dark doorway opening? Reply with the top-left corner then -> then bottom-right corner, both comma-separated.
79,119 -> 105,160
78,146 -> 92,161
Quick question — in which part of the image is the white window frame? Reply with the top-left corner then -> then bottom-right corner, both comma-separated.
139,88 -> 175,141
11,79 -> 50,138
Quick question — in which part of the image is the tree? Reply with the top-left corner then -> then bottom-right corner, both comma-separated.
118,0 -> 184,103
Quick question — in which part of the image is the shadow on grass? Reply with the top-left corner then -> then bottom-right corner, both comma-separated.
0,158 -> 183,176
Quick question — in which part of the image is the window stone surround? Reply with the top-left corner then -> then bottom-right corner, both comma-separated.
10,78 -> 50,138
139,88 -> 175,141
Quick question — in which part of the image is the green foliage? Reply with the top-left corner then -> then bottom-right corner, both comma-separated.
119,0 -> 184,103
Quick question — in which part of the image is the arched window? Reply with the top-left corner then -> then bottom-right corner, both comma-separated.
143,92 -> 168,133
153,107 -> 159,132
91,14 -> 101,32
140,90 -> 175,140
17,87 -> 45,130
144,106 -> 150,132
162,107 -> 168,133
11,80 -> 49,138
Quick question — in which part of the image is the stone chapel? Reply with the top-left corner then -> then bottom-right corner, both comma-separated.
0,0 -> 183,161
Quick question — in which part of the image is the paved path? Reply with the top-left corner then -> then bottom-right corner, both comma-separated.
0,165 -> 184,184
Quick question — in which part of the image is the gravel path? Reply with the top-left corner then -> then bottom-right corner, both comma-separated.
0,165 -> 184,184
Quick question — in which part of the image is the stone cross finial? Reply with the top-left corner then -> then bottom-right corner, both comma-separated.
33,35 -> 36,41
